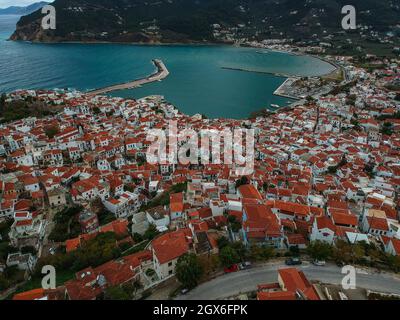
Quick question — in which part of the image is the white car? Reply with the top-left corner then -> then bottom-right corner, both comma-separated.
313,260 -> 326,266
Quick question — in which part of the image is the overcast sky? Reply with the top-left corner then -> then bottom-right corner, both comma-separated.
0,0 -> 38,8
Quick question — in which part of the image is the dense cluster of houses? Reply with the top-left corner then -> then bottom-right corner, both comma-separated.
1,54 -> 400,300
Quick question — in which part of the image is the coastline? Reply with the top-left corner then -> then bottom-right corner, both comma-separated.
5,37 -> 337,118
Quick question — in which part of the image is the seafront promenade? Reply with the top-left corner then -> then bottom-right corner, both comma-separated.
87,59 -> 169,96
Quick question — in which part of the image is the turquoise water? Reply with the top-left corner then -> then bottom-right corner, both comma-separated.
0,15 -> 335,119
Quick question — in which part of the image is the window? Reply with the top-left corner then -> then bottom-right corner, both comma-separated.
168,262 -> 173,267
169,270 -> 173,275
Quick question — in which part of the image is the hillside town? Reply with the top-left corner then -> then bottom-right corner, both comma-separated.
0,52 -> 400,301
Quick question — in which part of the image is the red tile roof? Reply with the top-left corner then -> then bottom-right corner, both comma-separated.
257,291 -> 296,300
278,268 -> 319,300
152,229 -> 192,265
238,184 -> 263,200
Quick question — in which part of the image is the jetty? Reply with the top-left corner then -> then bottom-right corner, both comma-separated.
221,66 -> 302,78
87,59 -> 169,96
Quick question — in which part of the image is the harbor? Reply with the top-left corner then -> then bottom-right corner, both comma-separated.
273,77 -> 302,100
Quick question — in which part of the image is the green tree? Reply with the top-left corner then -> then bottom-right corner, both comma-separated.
219,246 -> 240,267
289,245 -> 300,257
307,241 -> 332,261
0,93 -> 6,113
235,177 -> 249,189
230,241 -> 247,261
144,224 -> 159,240
249,244 -> 274,261
104,286 -> 130,300
44,126 -> 60,139
132,232 -> 144,243
216,236 -> 229,250
175,254 -> 203,289
93,107 -> 101,115
228,215 -> 242,233
381,122 -> 393,136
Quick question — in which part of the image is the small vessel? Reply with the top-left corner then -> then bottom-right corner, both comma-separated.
270,104 -> 280,109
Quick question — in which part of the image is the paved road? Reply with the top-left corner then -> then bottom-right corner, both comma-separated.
177,261 -> 400,300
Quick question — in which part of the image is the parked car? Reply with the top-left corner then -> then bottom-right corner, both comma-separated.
238,261 -> 252,270
181,288 -> 189,295
224,264 -> 239,273
313,259 -> 326,266
336,261 -> 344,267
285,257 -> 302,266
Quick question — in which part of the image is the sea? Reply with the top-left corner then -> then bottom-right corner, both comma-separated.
0,14 -> 335,119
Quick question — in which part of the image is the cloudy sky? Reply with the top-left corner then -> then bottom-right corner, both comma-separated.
0,0 -> 38,8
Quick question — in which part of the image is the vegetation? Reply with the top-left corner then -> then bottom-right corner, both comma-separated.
381,122 -> 394,136
143,224 -> 159,241
227,215 -> 241,233
248,244 -> 275,261
219,246 -> 241,267
34,232 -> 121,278
0,266 -> 25,292
139,182 -> 186,211
307,241 -> 332,261
44,125 -> 60,139
104,281 -> 143,300
175,253 -> 204,289
235,176 -> 249,189
198,254 -> 220,278
0,220 -> 15,263
0,95 -> 62,123
48,206 -> 83,242
14,0 -> 400,57
104,285 -> 130,300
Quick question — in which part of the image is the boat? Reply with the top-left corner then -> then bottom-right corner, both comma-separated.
270,104 -> 280,109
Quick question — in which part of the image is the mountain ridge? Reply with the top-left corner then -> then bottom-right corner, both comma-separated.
9,0 -> 400,45
0,2 -> 48,16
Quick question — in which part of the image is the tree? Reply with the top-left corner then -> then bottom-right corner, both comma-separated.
249,244 -> 274,261
144,224 -> 159,240
0,93 -> 6,113
235,177 -> 249,189
228,215 -> 242,233
216,236 -> 229,250
306,96 -> 315,104
104,286 -> 130,300
175,254 -> 203,289
289,245 -> 300,257
334,240 -> 366,264
132,232 -> 143,243
381,122 -> 393,136
219,246 -> 240,267
44,125 -> 60,139
230,241 -> 247,261
307,241 -> 332,261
